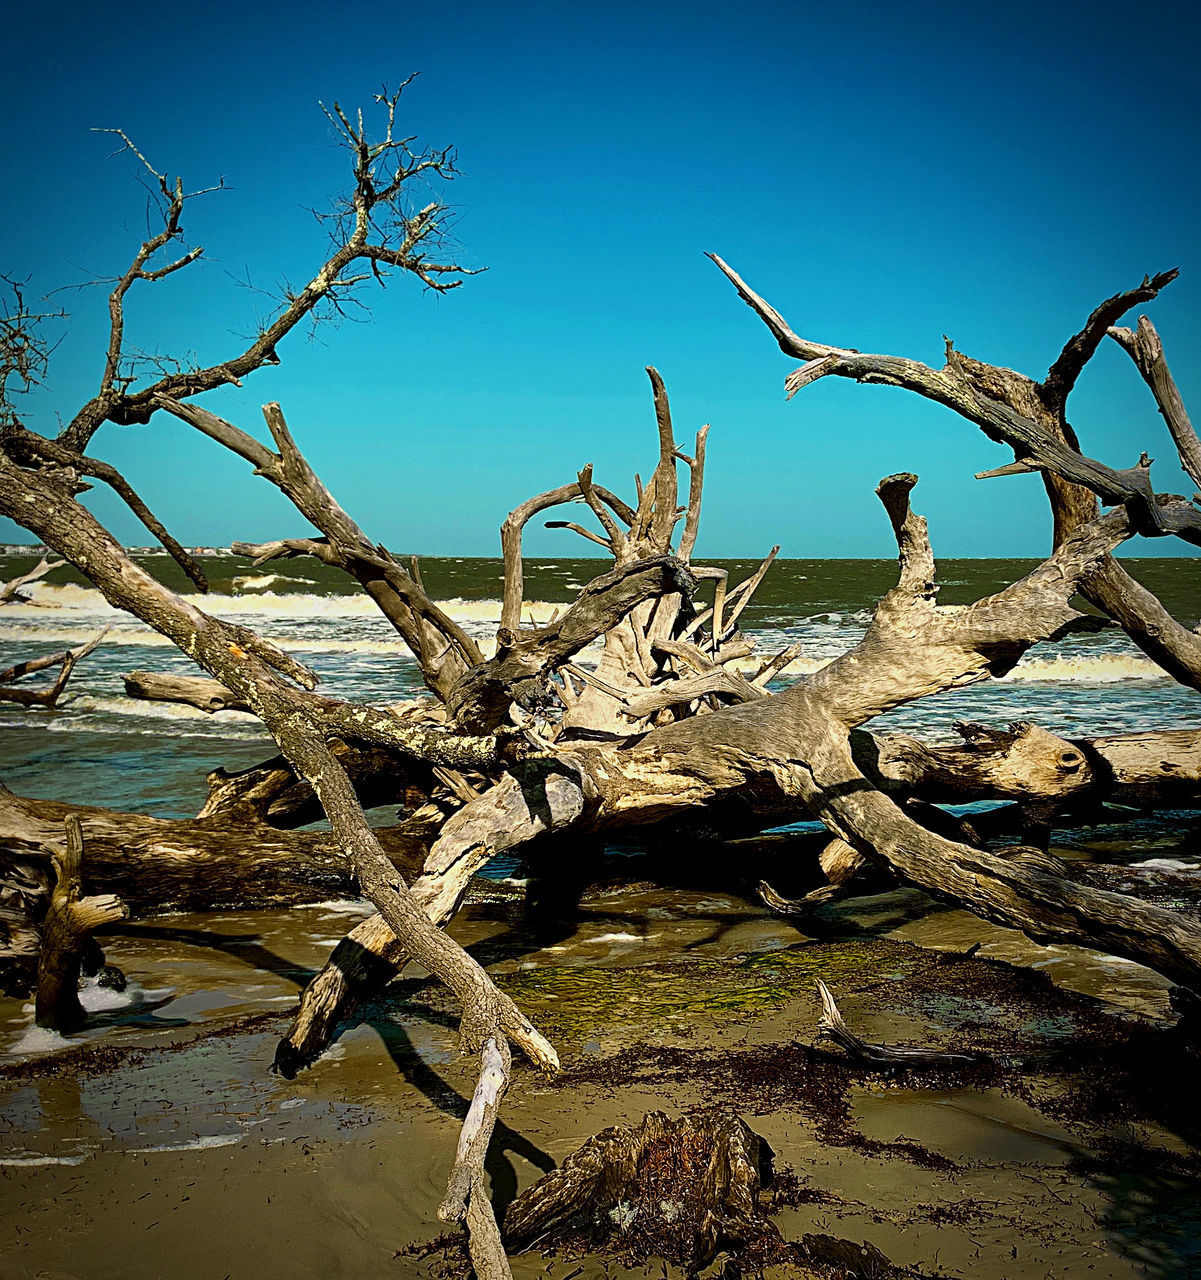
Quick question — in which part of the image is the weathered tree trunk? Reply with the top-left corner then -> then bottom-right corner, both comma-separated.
276,710 -> 1201,1067
0,782 -> 429,916
862,722 -> 1201,809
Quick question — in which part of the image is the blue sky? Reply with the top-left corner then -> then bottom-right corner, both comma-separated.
2,0 -> 1199,559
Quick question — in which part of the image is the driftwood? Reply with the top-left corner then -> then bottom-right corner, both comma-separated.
0,554 -> 63,604
34,816 -> 127,1030
0,783 -> 430,917
124,669 -> 252,713
814,979 -> 986,1070
758,837 -> 865,916
0,625 -> 110,708
273,484 -> 1201,1068
711,254 -> 1201,689
504,1109 -> 774,1272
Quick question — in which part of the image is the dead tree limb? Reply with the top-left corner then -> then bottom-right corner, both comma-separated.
500,482 -> 635,634
275,766 -> 584,1072
0,451 -> 554,1274
0,625 -> 110,709
0,554 -> 63,604
123,670 -> 252,713
56,85 -> 470,453
814,979 -> 985,1069
1108,314 -> 1201,491
0,781 -> 428,917
4,427 -> 207,589
710,254 -> 1201,688
163,397 -> 481,703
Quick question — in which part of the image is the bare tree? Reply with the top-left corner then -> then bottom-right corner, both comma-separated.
2,86 -> 1201,1278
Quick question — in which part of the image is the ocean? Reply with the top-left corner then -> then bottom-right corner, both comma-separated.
1,551 -> 1197,817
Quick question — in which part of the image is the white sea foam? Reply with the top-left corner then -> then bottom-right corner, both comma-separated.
0,625 -> 423,658
3,1026 -> 72,1057
77,976 -> 172,1014
0,583 -> 1172,684
66,695 -> 260,723
136,1134 -> 243,1154
10,582 -> 562,625
0,1153 -> 89,1167
1002,654 -> 1164,683
310,898 -> 375,916
231,573 -> 316,591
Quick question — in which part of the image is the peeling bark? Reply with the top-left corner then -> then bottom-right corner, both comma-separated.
504,1109 -> 773,1272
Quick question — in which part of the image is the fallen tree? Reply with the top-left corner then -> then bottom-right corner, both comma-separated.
2,83 -> 1200,1277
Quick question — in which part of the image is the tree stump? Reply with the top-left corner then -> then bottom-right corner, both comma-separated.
503,1108 -> 775,1273
35,815 -> 127,1031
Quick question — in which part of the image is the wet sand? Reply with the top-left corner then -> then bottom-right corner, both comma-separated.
3,871 -> 1201,1279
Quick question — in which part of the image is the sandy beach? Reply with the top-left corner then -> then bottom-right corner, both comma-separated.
4,865 -> 1199,1279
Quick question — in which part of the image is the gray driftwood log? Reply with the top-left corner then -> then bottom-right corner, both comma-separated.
123,670 -> 252,713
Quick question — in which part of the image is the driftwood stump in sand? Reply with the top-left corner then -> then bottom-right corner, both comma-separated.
34,816 -> 127,1031
505,1109 -> 774,1272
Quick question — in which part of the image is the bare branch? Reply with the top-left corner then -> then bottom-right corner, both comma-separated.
1041,270 -> 1179,411
7,425 -> 207,589
576,463 -> 626,556
710,254 -> 1201,547
0,276 -> 67,423
543,519 -> 613,550
0,554 -> 63,605
1109,315 -> 1201,491
0,624 -> 111,709
680,546 -> 779,644
61,87 -> 472,452
640,366 -> 679,549
678,423 -> 709,560
499,481 -> 634,634
161,397 -> 482,700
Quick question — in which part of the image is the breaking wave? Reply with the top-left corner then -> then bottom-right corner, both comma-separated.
65,695 -> 260,723
0,584 -> 1173,685
230,573 -> 317,591
1002,654 -> 1163,683
5,583 -> 564,626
